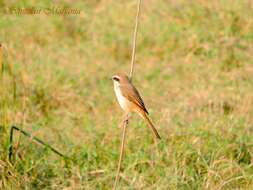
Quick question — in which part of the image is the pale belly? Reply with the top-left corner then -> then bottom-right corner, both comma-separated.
114,85 -> 132,113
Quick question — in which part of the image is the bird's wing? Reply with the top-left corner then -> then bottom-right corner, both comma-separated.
120,83 -> 149,114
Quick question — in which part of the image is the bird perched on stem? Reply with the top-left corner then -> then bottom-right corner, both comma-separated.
112,73 -> 161,140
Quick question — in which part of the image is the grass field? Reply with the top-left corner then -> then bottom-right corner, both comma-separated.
1,0 -> 253,189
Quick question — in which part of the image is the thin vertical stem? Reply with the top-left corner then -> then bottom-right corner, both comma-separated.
0,44 -> 3,74
129,0 -> 141,79
113,0 -> 142,189
113,117 -> 128,190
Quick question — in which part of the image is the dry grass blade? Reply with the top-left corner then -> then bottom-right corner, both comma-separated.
0,43 -> 3,74
88,169 -> 105,177
8,125 -> 70,162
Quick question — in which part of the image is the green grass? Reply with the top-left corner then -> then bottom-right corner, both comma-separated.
1,0 -> 253,189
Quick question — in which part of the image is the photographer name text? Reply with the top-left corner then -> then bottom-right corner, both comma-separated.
4,7 -> 81,15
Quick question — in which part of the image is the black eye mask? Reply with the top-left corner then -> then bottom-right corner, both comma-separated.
113,77 -> 120,82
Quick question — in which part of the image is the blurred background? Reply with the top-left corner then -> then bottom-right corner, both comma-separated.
1,0 -> 253,189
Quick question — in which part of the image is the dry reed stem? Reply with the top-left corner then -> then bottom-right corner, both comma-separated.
113,116 -> 129,189
113,0 -> 142,189
129,0 -> 141,80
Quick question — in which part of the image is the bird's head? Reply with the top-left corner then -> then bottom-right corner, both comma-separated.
111,73 -> 129,86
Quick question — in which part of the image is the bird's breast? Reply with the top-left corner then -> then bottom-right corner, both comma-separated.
114,85 -> 131,112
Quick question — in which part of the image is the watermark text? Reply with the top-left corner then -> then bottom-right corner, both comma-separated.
4,7 -> 81,15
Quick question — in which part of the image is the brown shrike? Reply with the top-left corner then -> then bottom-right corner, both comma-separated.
112,73 -> 161,140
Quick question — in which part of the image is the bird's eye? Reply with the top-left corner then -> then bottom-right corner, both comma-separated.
113,77 -> 120,82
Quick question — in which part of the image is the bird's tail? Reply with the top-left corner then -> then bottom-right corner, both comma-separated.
141,112 -> 161,140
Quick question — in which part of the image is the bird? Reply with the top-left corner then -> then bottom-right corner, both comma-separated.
112,73 -> 161,140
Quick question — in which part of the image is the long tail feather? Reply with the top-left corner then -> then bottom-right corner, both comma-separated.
142,112 -> 161,140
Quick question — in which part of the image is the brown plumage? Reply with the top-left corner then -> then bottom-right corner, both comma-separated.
112,73 -> 161,140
